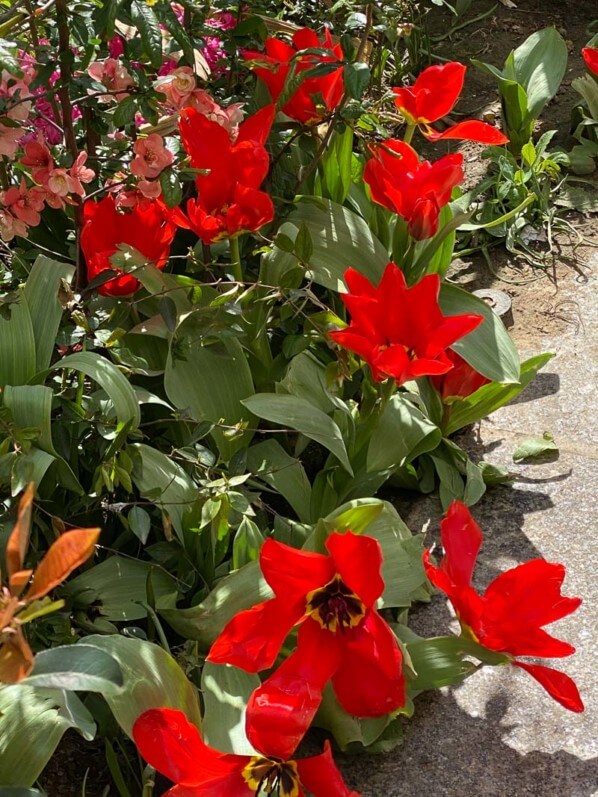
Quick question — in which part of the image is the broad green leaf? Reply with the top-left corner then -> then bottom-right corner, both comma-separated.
405,637 -> 479,694
112,95 -> 137,127
278,351 -> 345,414
161,562 -> 271,648
201,663 -> 260,755
81,635 -> 201,737
344,62 -> 370,99
23,256 -> 74,373
513,432 -> 557,462
439,284 -> 520,384
513,28 -> 567,118
23,645 -> 124,693
320,126 -> 354,204
367,394 -> 441,472
284,197 -> 388,290
62,556 -> 178,621
3,385 -> 82,493
246,439 -> 312,523
131,1 -> 163,69
0,686 -> 95,786
232,517 -> 265,569
50,352 -> 141,430
0,789 -> 47,796
445,353 -> 553,435
0,292 -> 36,388
130,443 -> 197,540
165,317 -> 255,460
242,394 -> 353,475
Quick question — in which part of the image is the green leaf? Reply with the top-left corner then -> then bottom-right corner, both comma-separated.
62,556 -> 178,621
367,394 -> 441,472
439,284 -> 520,384
0,686 -> 95,786
159,168 -> 183,208
131,1 -> 163,69
0,789 -> 47,796
0,292 -> 36,388
232,517 -> 265,569
445,353 -> 554,435
513,432 -> 557,462
242,394 -> 353,475
344,61 -> 370,99
294,222 -> 313,263
23,645 -> 124,693
128,505 -> 152,544
0,38 -> 23,76
50,352 -> 141,430
165,318 -> 255,461
23,256 -> 75,373
130,443 -> 197,540
246,439 -> 312,523
112,95 -> 138,128
405,636 -> 479,693
201,663 -> 260,755
161,562 -> 271,648
320,126 -> 353,204
513,28 -> 567,118
80,635 -> 201,738
160,2 -> 195,65
281,197 -> 388,291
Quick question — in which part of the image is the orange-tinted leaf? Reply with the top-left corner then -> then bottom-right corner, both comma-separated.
0,595 -> 20,632
0,627 -> 34,683
5,483 -> 34,582
24,527 -> 101,602
8,568 -> 33,597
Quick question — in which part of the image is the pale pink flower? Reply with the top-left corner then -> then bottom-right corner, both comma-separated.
137,179 -> 162,198
2,178 -> 44,226
130,133 -> 173,179
187,89 -> 244,139
88,58 -> 134,102
46,168 -> 79,198
0,121 -> 23,157
0,208 -> 28,240
69,151 -> 95,195
20,133 -> 54,184
155,67 -> 196,109
206,11 -> 237,31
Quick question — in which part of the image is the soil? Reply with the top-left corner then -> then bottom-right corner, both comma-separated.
35,1 -> 597,795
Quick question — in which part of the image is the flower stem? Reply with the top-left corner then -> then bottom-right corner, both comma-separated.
230,236 -> 243,283
403,123 -> 416,145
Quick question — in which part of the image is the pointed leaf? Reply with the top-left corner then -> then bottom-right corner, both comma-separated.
24,528 -> 100,602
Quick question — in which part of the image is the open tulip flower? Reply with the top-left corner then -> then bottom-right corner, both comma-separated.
363,139 -> 463,240
582,47 -> 598,76
329,263 -> 483,386
208,532 -> 405,758
133,707 -> 360,797
243,27 -> 344,125
82,194 -> 177,296
174,104 -> 275,244
393,61 -> 509,144
423,501 -> 584,712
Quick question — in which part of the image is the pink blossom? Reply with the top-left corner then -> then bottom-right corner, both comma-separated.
20,133 -> 54,184
171,4 -> 184,23
155,67 -> 195,109
158,57 -> 178,77
137,179 -> 162,198
88,58 -> 134,101
69,151 -> 95,194
0,121 -> 22,157
130,133 -> 173,179
46,168 -> 79,198
108,35 -> 125,59
186,89 -> 244,139
206,11 -> 237,31
0,208 -> 28,240
2,178 -> 45,226
201,37 -> 227,74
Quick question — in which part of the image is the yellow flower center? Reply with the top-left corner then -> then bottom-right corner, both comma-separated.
305,575 -> 366,633
242,757 -> 300,796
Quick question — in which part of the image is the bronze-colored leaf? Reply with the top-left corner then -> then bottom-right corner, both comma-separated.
0,627 -> 34,683
5,483 -> 34,582
24,528 -> 101,602
8,568 -> 33,597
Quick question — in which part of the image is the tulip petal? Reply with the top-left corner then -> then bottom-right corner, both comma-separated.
133,709 -> 245,786
413,62 -> 466,123
332,610 -> 405,717
326,531 -> 384,607
206,597 -> 300,672
260,537 -> 334,604
296,741 -> 360,797
514,662 -> 584,712
439,500 -> 483,589
425,120 -> 509,145
237,104 -> 276,145
582,47 -> 598,76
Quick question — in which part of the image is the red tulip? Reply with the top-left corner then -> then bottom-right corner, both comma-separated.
243,27 -> 344,124
582,47 -> 598,76
174,104 -> 275,244
430,349 -> 490,400
393,62 -> 509,144
208,532 -> 405,758
363,139 -> 463,240
81,195 -> 177,296
133,708 -> 359,797
329,264 -> 483,386
423,501 -> 584,712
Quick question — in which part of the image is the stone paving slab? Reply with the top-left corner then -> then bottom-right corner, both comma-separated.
341,262 -> 597,796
